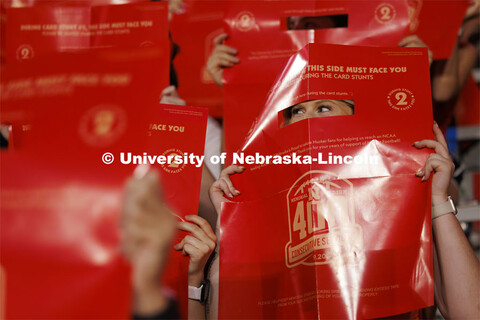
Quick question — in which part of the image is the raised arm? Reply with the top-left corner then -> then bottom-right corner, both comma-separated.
121,168 -> 179,319
175,215 -> 217,320
414,122 -> 480,319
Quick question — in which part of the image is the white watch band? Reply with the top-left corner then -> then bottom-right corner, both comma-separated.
188,284 -> 203,301
432,196 -> 457,220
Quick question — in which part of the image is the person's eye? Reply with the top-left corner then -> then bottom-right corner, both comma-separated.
292,107 -> 305,115
317,105 -> 332,112
304,22 -> 320,29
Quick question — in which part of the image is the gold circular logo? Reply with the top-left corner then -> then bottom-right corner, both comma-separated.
78,105 -> 127,147
374,3 -> 396,24
16,44 -> 34,61
387,88 -> 415,111
234,11 -> 256,32
161,148 -> 186,174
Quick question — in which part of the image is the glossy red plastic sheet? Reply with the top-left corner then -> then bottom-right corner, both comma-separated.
222,0 -> 468,154
0,49 -> 207,319
1,0 -> 146,6
219,44 -> 434,319
2,1 -> 167,64
170,0 -> 227,118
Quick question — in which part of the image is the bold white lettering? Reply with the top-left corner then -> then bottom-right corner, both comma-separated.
120,152 -> 131,164
232,152 -> 244,164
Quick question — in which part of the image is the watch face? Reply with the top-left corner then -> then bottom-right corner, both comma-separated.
448,196 -> 458,215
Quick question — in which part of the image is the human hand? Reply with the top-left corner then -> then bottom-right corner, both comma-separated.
465,0 -> 479,19
206,33 -> 240,87
160,85 -> 186,106
174,215 -> 217,286
398,35 -> 433,66
168,0 -> 185,20
413,122 -> 455,206
121,167 -> 177,292
208,164 -> 244,214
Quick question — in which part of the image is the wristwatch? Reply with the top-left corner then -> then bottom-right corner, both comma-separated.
432,196 -> 457,220
188,279 -> 210,303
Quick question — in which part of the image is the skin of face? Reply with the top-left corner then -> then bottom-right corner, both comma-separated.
286,99 -> 353,125
288,16 -> 337,30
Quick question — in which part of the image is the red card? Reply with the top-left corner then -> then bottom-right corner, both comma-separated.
222,0 -> 468,154
170,0 -> 227,118
2,1 -> 167,64
412,0 -> 469,60
1,48 -> 207,319
219,43 -> 434,319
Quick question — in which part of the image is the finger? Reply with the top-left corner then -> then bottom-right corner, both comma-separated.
169,0 -> 184,13
223,177 -> 240,197
208,56 -> 238,70
130,170 -> 162,200
219,165 -> 244,193
217,59 -> 236,68
133,164 -> 151,180
160,97 -> 175,105
214,52 -> 240,64
416,153 -> 452,177
141,177 -> 169,213
217,56 -> 240,67
160,96 -> 186,106
177,221 -> 216,248
123,180 -> 146,221
125,175 -> 149,198
161,85 -> 176,96
398,35 -> 422,47
208,56 -> 236,69
144,170 -> 162,191
208,185 -> 232,215
403,41 -> 425,48
466,1 -> 480,18
173,237 -> 185,251
401,40 -> 426,48
161,86 -> 180,99
412,139 -> 449,159
213,33 -> 229,46
420,154 -> 453,182
220,164 -> 245,177
124,183 -> 161,222
213,44 -> 238,55
183,239 -> 213,259
218,179 -> 234,198
182,243 -> 194,257
432,122 -> 449,152
210,182 -> 233,199
184,215 -> 217,242
182,243 -> 208,258
179,235 -> 211,257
